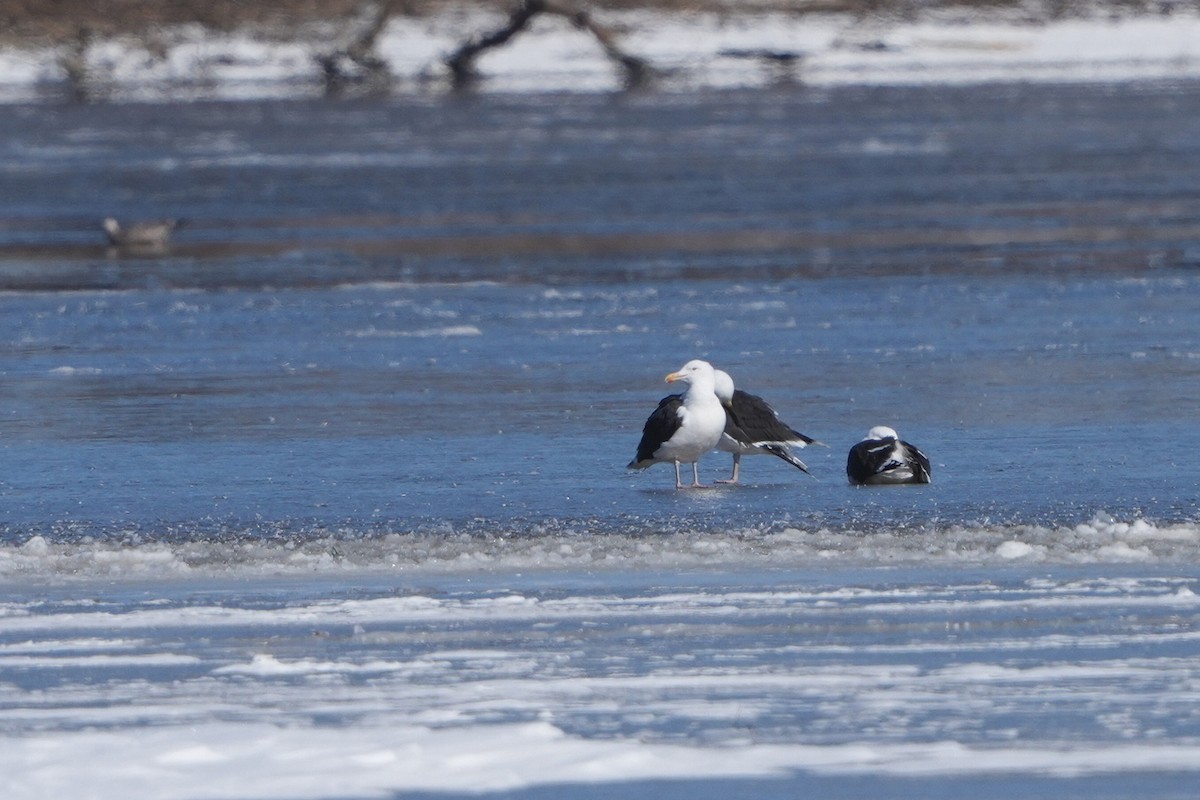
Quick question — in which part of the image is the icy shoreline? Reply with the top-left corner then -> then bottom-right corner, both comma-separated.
1,7 -> 1199,102
4,515 -> 1198,584
4,565 -> 1199,800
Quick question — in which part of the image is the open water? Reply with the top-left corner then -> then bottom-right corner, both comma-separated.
1,82 -> 1200,798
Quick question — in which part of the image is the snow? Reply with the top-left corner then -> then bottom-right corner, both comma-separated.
7,721 -> 1200,798
3,515 -> 1200,582
3,570 -> 1200,798
2,8 -> 1200,101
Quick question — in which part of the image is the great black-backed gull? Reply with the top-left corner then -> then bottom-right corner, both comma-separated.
102,217 -> 183,249
846,426 -> 932,485
627,359 -> 727,489
712,369 -> 820,484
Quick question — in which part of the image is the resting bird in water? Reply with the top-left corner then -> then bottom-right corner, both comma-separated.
102,217 -> 183,249
846,426 -> 932,485
712,369 -> 820,484
627,359 -> 727,489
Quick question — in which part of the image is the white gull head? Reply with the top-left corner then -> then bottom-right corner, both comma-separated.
665,359 -> 717,392
712,369 -> 735,404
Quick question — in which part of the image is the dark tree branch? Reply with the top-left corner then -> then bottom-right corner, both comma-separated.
57,26 -> 94,103
551,0 -> 651,88
316,1 -> 398,95
445,0 -> 542,88
445,0 -> 652,91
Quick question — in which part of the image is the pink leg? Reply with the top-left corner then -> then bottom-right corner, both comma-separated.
715,454 -> 741,485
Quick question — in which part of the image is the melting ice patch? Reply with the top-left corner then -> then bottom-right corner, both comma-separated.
2,572 -> 1200,799
46,366 -> 104,376
346,324 -> 482,338
6,723 -> 1200,799
3,515 -> 1200,581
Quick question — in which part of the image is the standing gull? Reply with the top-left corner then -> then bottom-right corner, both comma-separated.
712,369 -> 820,483
628,359 -> 727,489
846,426 -> 932,485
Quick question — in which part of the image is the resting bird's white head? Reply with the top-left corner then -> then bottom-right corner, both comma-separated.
865,426 -> 899,441
664,359 -> 717,390
711,369 -> 735,404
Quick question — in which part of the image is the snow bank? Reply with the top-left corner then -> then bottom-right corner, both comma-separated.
2,8 -> 1199,102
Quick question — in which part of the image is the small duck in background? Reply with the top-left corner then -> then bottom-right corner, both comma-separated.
102,217 -> 184,250
846,426 -> 932,485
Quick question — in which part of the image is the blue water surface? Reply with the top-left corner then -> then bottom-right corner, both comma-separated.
0,82 -> 1197,550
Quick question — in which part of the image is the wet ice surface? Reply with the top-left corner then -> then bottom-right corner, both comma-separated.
2,568 -> 1199,799
1,82 -> 1200,798
0,273 -> 1197,567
